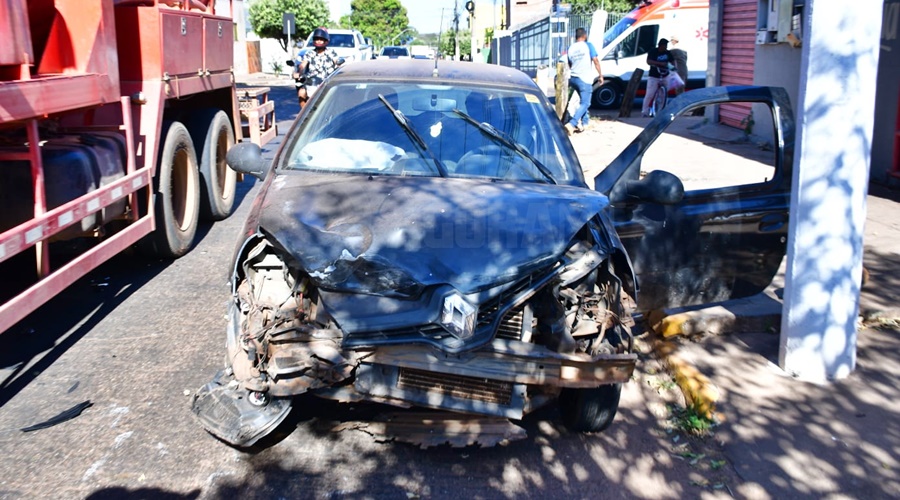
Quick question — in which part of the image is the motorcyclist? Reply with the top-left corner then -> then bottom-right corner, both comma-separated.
294,27 -> 343,109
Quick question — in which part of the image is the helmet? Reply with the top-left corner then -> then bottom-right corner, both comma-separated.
312,28 -> 330,45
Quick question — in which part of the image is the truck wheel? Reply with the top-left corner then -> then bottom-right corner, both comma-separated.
592,81 -> 622,109
188,109 -> 236,221
559,383 -> 622,433
141,121 -> 200,258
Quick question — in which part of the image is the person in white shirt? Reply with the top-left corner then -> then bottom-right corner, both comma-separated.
565,28 -> 603,135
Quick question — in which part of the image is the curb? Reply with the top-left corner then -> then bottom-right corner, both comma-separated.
647,299 -> 783,420
653,339 -> 720,420
647,300 -> 782,338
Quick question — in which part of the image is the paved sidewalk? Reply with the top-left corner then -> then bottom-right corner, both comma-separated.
571,113 -> 900,498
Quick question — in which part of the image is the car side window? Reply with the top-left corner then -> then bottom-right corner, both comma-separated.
640,102 -> 778,192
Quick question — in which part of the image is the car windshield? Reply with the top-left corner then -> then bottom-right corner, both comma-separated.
603,17 -> 637,48
280,82 -> 580,184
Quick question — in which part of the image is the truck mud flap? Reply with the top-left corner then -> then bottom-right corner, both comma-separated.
191,370 -> 292,447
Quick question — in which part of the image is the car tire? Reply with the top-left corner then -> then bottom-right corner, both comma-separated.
187,109 -> 236,221
139,120 -> 200,258
559,383 -> 622,433
592,81 -> 622,110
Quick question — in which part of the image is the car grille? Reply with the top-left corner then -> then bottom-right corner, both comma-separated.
475,273 -> 540,329
345,268 -> 552,350
397,367 -> 513,405
495,306 -> 531,341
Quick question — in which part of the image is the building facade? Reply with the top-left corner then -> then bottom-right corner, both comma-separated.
711,0 -> 899,186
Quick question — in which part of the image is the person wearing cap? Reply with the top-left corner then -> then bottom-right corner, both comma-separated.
641,37 -> 685,117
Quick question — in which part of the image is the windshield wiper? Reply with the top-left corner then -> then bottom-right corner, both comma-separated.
377,94 -> 448,177
451,109 -> 556,184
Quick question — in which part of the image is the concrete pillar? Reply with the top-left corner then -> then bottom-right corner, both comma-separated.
779,0 -> 882,382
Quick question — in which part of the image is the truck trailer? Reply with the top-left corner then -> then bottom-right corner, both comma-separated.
0,0 -> 248,333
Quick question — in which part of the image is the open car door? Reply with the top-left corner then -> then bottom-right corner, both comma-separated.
594,86 -> 795,311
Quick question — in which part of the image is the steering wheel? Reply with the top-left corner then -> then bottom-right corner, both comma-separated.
455,145 -> 503,176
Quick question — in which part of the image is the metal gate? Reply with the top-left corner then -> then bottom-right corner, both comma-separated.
492,11 -> 626,77
720,0 -> 757,128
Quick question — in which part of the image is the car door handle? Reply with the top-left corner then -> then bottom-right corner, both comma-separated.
759,213 -> 788,232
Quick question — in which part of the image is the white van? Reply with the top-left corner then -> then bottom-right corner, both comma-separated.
591,0 -> 709,108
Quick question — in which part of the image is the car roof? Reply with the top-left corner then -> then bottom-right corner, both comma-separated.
330,60 -> 539,89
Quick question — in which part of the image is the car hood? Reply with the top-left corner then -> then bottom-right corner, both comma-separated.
256,173 -> 608,296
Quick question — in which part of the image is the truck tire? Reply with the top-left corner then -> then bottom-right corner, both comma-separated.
559,383 -> 622,433
592,81 -> 623,109
141,121 -> 200,258
188,109 -> 236,221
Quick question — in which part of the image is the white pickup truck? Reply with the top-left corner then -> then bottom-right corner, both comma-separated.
299,28 -> 374,64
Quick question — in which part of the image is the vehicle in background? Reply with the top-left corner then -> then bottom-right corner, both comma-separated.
191,59 -> 795,449
410,45 -> 436,59
592,0 -> 709,109
0,0 -> 251,333
378,46 -> 411,59
299,28 -> 373,64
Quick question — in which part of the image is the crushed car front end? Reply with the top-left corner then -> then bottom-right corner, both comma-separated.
192,61 -> 640,447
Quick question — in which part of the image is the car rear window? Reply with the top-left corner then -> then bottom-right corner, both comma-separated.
382,47 -> 409,57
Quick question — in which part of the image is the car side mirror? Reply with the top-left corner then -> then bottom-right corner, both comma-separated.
337,57 -> 346,65
226,143 -> 268,181
610,170 -> 684,205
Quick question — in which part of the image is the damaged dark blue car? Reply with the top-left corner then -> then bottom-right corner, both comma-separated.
192,60 -> 795,447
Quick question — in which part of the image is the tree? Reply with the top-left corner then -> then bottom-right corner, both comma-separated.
248,0 -> 331,52
438,29 -> 471,59
567,0 -> 643,15
339,0 -> 409,47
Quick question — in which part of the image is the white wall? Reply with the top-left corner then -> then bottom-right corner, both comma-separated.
253,36 -> 291,74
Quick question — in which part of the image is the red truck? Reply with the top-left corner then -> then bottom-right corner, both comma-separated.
0,0 -> 250,332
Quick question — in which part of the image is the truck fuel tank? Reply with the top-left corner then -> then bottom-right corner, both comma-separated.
0,132 -> 128,240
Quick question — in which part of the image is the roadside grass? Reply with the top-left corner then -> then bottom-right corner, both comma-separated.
670,404 -> 714,436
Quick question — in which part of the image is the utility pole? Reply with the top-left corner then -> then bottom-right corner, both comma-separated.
454,0 -> 460,60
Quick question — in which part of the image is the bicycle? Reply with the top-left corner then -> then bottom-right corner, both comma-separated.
647,64 -> 679,117
647,79 -> 668,118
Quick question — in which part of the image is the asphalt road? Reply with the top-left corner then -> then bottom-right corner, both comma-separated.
0,82 -> 741,499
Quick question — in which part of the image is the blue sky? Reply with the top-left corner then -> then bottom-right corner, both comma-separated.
329,0 -> 465,34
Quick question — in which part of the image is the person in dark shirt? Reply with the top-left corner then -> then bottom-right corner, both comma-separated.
641,38 -> 685,116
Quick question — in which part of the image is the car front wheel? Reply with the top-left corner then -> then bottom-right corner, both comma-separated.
559,383 -> 622,433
